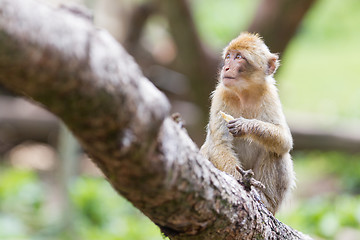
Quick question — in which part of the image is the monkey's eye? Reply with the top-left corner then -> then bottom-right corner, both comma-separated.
236,53 -> 242,59
225,53 -> 230,59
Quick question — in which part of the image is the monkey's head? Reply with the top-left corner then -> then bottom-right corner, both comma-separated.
220,32 -> 279,90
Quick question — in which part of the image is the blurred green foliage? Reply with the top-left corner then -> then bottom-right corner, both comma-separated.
295,152 -> 360,194
0,168 -> 45,238
278,152 -> 360,239
2,152 -> 360,239
277,0 -> 360,119
192,0 -> 259,49
0,167 -> 163,240
71,178 -> 162,240
279,194 -> 360,239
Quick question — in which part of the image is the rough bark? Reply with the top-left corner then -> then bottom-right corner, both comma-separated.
0,0 -> 312,239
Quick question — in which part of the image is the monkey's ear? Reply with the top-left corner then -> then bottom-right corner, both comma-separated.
266,55 -> 279,75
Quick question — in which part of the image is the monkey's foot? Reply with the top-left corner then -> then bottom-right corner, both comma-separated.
236,166 -> 265,192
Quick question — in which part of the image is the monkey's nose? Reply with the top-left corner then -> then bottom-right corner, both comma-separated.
225,67 -> 230,71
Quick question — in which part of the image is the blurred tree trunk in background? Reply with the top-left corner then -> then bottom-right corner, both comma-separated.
248,0 -> 317,55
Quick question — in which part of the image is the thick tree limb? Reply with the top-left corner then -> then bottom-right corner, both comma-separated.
0,0 -> 311,239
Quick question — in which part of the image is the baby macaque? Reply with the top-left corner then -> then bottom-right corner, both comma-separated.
200,32 -> 295,214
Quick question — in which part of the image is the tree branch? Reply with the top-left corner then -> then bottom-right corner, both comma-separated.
2,99 -> 360,155
157,0 -> 218,115
288,114 -> 360,154
122,2 -> 158,68
0,0 -> 311,239
124,3 -> 155,49
248,0 -> 317,55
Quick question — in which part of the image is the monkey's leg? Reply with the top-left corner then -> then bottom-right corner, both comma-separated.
214,151 -> 243,181
200,139 -> 243,181
255,154 -> 295,215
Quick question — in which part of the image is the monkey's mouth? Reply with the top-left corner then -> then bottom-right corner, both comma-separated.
223,76 -> 236,80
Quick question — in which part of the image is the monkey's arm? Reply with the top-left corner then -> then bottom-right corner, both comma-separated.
228,118 -> 293,155
200,117 -> 243,180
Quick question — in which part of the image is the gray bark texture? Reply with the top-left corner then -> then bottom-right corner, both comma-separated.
0,0 -> 312,239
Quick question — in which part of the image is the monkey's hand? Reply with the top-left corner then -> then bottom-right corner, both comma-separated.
227,117 -> 247,137
236,166 -> 265,192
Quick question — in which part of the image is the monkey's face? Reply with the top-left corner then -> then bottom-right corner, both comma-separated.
220,32 -> 280,92
221,50 -> 257,89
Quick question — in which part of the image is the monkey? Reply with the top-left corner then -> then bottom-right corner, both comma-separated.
200,32 -> 295,215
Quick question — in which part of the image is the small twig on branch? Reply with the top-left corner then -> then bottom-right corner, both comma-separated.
236,166 -> 265,192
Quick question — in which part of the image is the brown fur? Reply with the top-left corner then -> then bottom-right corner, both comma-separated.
200,32 -> 295,214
